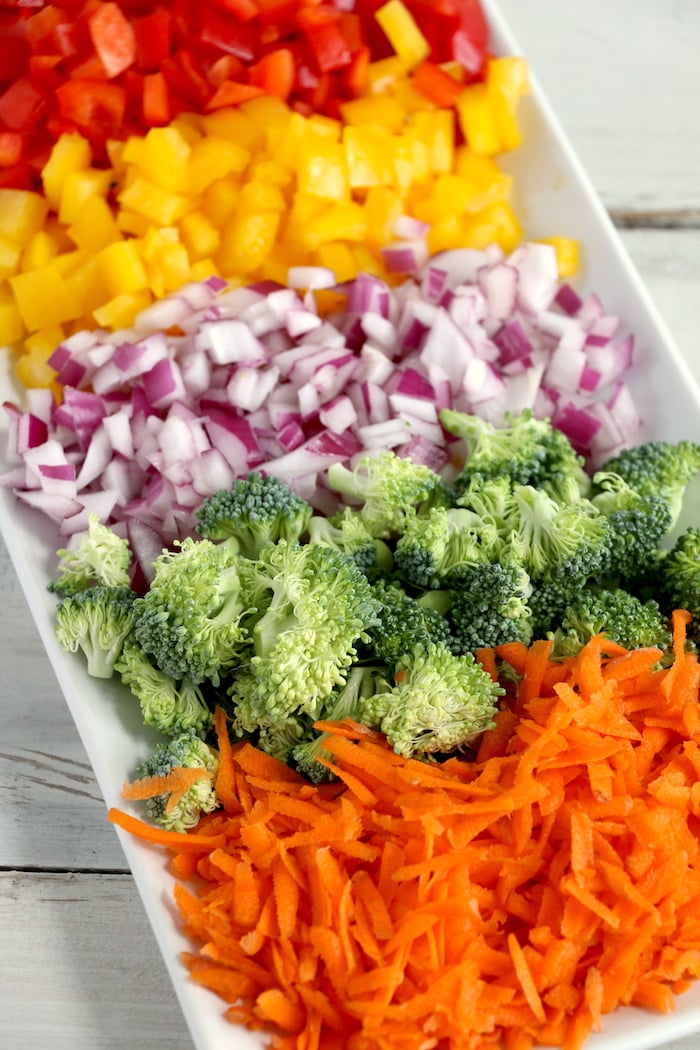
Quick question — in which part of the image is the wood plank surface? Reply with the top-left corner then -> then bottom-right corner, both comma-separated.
1,1 -> 699,1047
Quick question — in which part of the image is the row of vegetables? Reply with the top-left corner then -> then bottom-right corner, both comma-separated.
3,2 -> 700,1049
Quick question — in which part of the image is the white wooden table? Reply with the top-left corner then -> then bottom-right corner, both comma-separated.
1,2 -> 699,1047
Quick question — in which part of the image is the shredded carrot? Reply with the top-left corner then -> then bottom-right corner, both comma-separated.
121,766 -> 212,814
113,615 -> 700,1049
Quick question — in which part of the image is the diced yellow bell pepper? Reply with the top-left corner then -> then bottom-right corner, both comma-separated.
363,187 -> 404,247
96,240 -> 149,297
140,227 -> 190,298
24,325 -> 65,358
67,196 -> 123,252
541,236 -> 580,277
0,189 -> 50,245
463,201 -> 523,252
375,0 -> 430,70
118,175 -> 192,227
189,258 -> 221,283
200,178 -> 242,227
41,133 -> 92,211
20,230 -> 60,272
314,242 -> 357,283
340,95 -> 407,134
58,169 -> 115,226
366,56 -> 407,95
236,180 -> 287,214
343,126 -> 397,189
0,288 -> 25,346
456,83 -> 502,155
240,95 -> 292,129
200,107 -> 263,152
93,290 -> 152,329
297,135 -> 349,202
412,174 -> 479,223
187,137 -> 250,195
15,352 -> 57,391
179,211 -> 221,261
10,266 -> 85,330
406,111 -> 454,173
427,213 -> 470,255
123,126 -> 192,192
63,255 -> 111,316
0,235 -> 21,280
302,203 -> 368,251
249,159 -> 293,190
116,209 -> 154,237
217,211 -> 281,276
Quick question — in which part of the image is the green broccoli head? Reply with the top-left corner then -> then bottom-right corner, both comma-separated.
364,577 -> 455,669
439,408 -> 591,500
600,440 -> 700,531
394,506 -> 489,589
229,541 -> 382,727
308,507 -> 393,576
552,589 -> 671,658
326,451 -> 444,538
54,584 -> 136,678
659,526 -> 700,627
448,561 -> 533,653
195,471 -> 312,558
505,484 -> 611,582
133,732 -> 219,832
527,574 -> 589,639
49,514 -> 132,596
115,640 -> 212,737
292,666 -> 390,782
360,643 -> 501,758
133,537 -> 252,686
591,471 -> 673,584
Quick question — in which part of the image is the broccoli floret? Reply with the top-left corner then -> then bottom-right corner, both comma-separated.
448,562 -> 533,653
359,643 -> 501,758
440,408 -> 591,500
229,541 -> 381,729
505,484 -> 611,582
601,440 -> 700,531
54,584 -> 136,678
364,577 -> 455,668
257,713 -> 316,764
551,589 -> 671,658
195,471 -> 312,558
49,514 -> 132,596
308,507 -> 393,575
659,527 -> 700,632
591,472 -> 673,585
394,506 -> 489,589
527,574 -> 589,639
326,451 -> 444,538
132,732 -> 219,832
115,640 -> 212,737
133,537 -> 251,686
292,666 -> 389,782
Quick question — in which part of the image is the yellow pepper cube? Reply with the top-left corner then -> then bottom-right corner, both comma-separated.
0,290 -> 25,346
249,159 -> 293,189
240,95 -> 292,129
24,325 -> 65,359
20,230 -> 60,271
269,111 -> 309,171
116,209 -> 153,237
15,352 -> 57,390
456,83 -> 502,155
282,194 -> 331,249
0,189 -> 50,246
407,111 -> 455,173
10,265 -> 85,330
41,133 -> 92,211
0,235 -> 21,280
488,56 -> 530,107
367,56 -> 407,95
306,115 -> 343,142
463,201 -> 523,253
314,242 -> 358,283
351,243 -> 384,278
67,196 -> 123,252
412,174 -> 479,223
302,203 -> 368,251
187,137 -> 251,195
179,210 -> 221,261
63,255 -> 111,316
201,178 -> 242,227
58,168 -> 115,226
236,180 -> 287,214
363,186 -> 404,247
340,95 -> 407,133
541,236 -> 580,278
140,227 -> 190,298
128,125 -> 192,192
375,1 -> 429,69
343,126 -> 397,188
96,240 -> 149,297
201,108 -> 263,152
217,211 -> 281,276
427,213 -> 469,255
189,258 -> 221,282
118,175 -> 191,226
297,135 -> 349,202
93,290 -> 153,330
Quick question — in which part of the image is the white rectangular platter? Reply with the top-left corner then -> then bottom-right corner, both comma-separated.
1,2 -> 700,1048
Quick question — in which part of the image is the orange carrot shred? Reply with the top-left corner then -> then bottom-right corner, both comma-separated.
113,611 -> 700,1049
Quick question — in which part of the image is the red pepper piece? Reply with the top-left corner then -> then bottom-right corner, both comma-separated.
199,7 -> 256,62
249,47 -> 295,99
413,60 -> 464,107
206,79 -> 265,110
0,131 -> 23,168
88,2 -> 137,79
55,78 -> 127,136
133,10 -> 172,72
0,76 -> 47,132
143,71 -> 170,126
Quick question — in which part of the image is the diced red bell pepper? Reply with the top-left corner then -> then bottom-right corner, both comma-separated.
0,77 -> 47,132
88,2 -> 137,79
133,10 -> 172,72
55,78 -> 127,136
143,72 -> 170,126
199,7 -> 256,62
0,132 -> 23,168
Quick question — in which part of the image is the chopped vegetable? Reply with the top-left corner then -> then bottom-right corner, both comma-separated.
110,611 -> 700,1049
